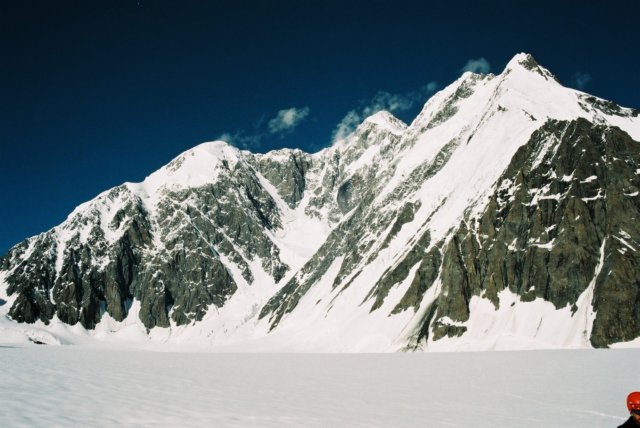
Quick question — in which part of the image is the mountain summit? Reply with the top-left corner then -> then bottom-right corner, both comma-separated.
2,53 -> 639,351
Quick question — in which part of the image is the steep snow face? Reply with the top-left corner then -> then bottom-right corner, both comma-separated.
139,141 -> 242,198
373,52 -> 639,245
2,53 -> 640,351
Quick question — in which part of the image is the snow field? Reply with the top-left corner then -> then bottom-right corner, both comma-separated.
0,346 -> 637,428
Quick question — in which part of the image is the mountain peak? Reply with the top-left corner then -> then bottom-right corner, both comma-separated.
137,140 -> 241,198
503,52 -> 558,82
362,110 -> 407,133
506,52 -> 539,69
189,140 -> 239,158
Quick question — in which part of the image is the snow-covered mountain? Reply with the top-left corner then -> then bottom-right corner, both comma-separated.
2,53 -> 639,351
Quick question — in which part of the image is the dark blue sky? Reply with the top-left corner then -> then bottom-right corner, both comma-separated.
1,0 -> 639,254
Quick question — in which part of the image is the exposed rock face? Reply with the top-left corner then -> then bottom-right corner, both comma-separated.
3,151 -> 291,330
2,53 -> 639,350
249,149 -> 312,208
406,119 -> 640,346
5,235 -> 57,325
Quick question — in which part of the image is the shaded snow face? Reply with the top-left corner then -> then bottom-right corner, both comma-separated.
1,52 -> 640,351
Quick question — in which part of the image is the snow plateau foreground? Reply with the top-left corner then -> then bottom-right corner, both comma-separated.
1,346 -> 636,427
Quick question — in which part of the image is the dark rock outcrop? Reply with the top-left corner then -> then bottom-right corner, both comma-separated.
2,155 -> 290,330
414,119 -> 640,346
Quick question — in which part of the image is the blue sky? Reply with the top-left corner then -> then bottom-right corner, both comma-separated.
1,0 -> 639,254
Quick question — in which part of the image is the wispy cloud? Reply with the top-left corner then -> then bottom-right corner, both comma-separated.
571,72 -> 592,90
268,107 -> 310,133
217,130 -> 263,150
333,111 -> 363,143
332,82 -> 439,142
460,57 -> 491,74
219,106 -> 311,150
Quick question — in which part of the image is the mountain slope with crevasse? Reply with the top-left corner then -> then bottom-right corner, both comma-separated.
2,53 -> 639,351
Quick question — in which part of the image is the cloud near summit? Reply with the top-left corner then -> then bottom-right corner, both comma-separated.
461,57 -> 491,74
219,105 -> 311,149
268,107 -> 310,133
571,72 -> 592,90
332,82 -> 439,143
